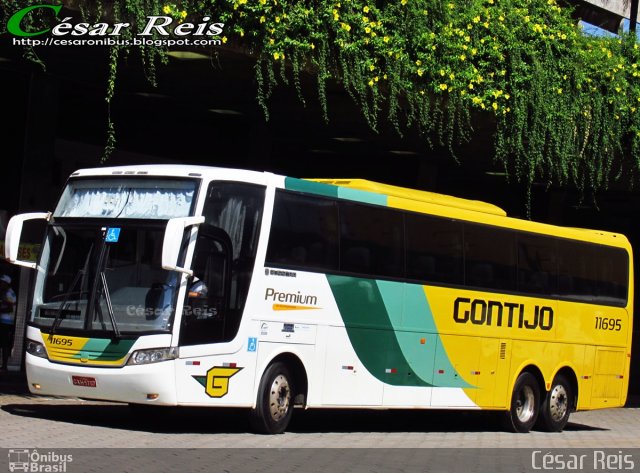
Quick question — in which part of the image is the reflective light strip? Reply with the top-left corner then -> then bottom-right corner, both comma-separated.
582,375 -> 590,379
470,371 -> 481,375
223,362 -> 237,368
342,365 -> 354,370
385,368 -> 397,374
437,370 -> 445,374
185,361 -> 200,366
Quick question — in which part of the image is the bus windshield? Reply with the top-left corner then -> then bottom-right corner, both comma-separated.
54,178 -> 196,219
31,222 -> 181,335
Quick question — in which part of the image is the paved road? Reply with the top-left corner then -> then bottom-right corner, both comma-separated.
1,372 -> 639,472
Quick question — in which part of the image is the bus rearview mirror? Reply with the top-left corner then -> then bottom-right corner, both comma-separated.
4,212 -> 50,269
161,216 -> 205,276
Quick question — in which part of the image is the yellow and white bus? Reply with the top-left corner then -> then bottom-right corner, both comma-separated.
5,165 -> 633,434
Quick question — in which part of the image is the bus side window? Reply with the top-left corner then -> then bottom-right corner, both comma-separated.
405,214 -> 463,286
339,201 -> 403,278
266,191 -> 339,272
200,182 -> 266,340
464,224 -> 516,291
594,247 -> 628,305
516,234 -> 557,295
558,240 -> 594,302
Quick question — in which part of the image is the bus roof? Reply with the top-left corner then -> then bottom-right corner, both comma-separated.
304,178 -> 629,248
309,179 -> 507,216
68,165 -> 272,185
65,166 -> 629,249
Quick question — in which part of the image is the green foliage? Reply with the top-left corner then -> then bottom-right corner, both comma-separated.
2,0 -> 640,198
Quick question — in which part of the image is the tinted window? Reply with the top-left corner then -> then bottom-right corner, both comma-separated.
181,230 -> 231,346
558,239 -> 628,305
202,182 -> 265,312
465,224 -> 516,290
339,202 -> 404,278
266,191 -> 339,271
594,246 -> 628,305
264,189 -> 628,307
406,214 -> 463,285
557,240 -> 595,302
517,234 -> 557,294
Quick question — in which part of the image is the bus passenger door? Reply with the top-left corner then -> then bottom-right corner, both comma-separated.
175,226 -> 255,405
179,227 -> 232,346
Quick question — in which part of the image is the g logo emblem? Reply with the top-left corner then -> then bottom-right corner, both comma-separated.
192,366 -> 243,398
205,366 -> 242,398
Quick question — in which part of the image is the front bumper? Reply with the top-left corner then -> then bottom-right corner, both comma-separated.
26,353 -> 178,405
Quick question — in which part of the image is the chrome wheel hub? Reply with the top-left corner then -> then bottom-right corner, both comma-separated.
549,384 -> 568,422
516,385 -> 536,423
268,374 -> 291,421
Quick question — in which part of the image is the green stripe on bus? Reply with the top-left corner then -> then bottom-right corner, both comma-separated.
327,275 -> 432,387
328,275 -> 472,389
284,177 -> 339,198
71,338 -> 135,361
338,187 -> 388,206
377,281 -> 472,388
193,375 -> 207,388
284,178 -> 388,206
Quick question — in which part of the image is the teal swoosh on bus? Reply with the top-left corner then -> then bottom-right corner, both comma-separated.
70,338 -> 136,362
285,177 -> 387,206
327,275 -> 473,389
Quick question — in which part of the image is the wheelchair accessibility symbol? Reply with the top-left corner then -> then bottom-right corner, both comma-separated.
105,227 -> 121,243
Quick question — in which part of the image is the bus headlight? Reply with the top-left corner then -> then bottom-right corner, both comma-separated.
127,347 -> 179,365
26,340 -> 48,359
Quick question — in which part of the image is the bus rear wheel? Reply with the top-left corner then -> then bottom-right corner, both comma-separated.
538,374 -> 572,432
505,372 -> 540,433
249,361 -> 294,434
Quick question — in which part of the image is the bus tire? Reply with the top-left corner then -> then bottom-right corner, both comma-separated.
505,372 -> 540,433
538,374 -> 572,432
249,361 -> 294,434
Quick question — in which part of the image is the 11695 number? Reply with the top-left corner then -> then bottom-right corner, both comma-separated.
49,337 -> 73,346
594,317 -> 621,331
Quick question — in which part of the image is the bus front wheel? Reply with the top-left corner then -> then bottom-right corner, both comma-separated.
506,372 -> 540,433
538,374 -> 572,432
249,361 -> 294,434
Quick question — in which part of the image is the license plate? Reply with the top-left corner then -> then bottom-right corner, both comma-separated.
72,376 -> 97,387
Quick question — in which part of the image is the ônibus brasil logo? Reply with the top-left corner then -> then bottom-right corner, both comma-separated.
8,449 -> 73,473
7,4 -> 225,47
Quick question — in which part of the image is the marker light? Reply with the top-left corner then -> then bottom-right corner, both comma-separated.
127,347 -> 179,365
26,340 -> 47,359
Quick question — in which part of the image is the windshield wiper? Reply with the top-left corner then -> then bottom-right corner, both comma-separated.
99,271 -> 120,339
85,236 -> 120,338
